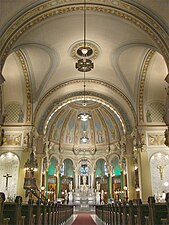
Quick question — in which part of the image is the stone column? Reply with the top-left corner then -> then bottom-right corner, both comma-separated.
125,135 -> 136,200
56,165 -> 61,198
35,135 -> 45,189
75,170 -> 78,190
35,153 -> 43,189
108,166 -> 112,198
17,148 -> 30,201
0,73 -> 5,126
138,149 -> 152,202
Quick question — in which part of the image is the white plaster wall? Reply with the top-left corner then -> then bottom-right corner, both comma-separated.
0,152 -> 19,200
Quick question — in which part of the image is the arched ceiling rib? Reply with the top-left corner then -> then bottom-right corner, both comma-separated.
0,0 -> 169,69
1,0 -> 168,149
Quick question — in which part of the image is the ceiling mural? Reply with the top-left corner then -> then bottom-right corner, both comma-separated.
48,100 -> 122,149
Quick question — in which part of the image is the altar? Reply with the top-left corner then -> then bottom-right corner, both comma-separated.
73,176 -> 95,210
74,187 -> 95,211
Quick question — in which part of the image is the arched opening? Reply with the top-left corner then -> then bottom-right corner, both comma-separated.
0,152 -> 19,200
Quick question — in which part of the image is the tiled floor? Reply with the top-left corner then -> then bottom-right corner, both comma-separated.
64,213 -> 105,225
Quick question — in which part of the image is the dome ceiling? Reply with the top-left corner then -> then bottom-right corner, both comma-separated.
47,100 -> 123,150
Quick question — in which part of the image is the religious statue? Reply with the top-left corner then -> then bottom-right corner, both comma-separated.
81,176 -> 88,193
101,190 -> 104,204
69,181 -> 73,192
18,109 -> 24,123
146,109 -> 152,122
82,176 -> 87,185
157,165 -> 165,180
64,190 -> 68,204
97,130 -> 103,143
96,181 -> 100,192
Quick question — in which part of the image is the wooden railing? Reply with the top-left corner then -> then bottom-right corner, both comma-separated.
96,193 -> 169,225
0,192 -> 73,225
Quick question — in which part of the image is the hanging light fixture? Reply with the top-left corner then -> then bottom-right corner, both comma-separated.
75,0 -> 94,72
78,69 -> 91,121
77,0 -> 92,121
79,75 -> 90,143
78,84 -> 90,142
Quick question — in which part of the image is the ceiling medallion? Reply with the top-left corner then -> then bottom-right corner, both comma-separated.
71,41 -> 99,61
75,0 -> 94,73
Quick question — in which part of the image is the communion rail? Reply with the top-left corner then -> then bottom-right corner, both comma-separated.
0,192 -> 73,225
96,193 -> 169,225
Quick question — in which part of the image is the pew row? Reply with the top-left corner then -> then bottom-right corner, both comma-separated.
0,193 -> 73,225
96,193 -> 169,225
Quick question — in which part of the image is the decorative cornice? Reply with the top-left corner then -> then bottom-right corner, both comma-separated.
15,50 -> 32,123
138,49 -> 155,123
0,0 -> 169,69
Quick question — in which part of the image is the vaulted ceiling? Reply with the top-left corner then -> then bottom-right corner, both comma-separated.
1,0 -> 168,148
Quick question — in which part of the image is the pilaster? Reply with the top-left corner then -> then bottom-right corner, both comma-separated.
125,135 -> 136,200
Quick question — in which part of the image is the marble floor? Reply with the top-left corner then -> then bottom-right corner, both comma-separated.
64,213 -> 105,225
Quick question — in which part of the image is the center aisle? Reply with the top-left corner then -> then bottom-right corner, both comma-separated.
71,213 -> 97,225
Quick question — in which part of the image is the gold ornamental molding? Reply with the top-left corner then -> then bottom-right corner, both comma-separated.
138,49 -> 155,123
0,0 -> 169,68
34,79 -> 137,124
15,50 -> 32,123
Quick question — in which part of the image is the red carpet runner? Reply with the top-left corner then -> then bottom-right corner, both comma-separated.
71,213 -> 97,225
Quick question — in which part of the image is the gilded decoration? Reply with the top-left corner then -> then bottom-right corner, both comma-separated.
15,50 -> 32,123
34,79 -> 137,124
37,91 -> 130,134
0,1 -> 168,69
1,132 -> 22,147
70,41 -> 100,60
138,50 -> 155,122
148,133 -> 165,146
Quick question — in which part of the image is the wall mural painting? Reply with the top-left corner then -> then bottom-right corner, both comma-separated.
64,112 -> 76,144
93,112 -> 105,144
150,153 -> 169,201
79,120 -> 90,145
52,111 -> 67,143
104,114 -> 116,142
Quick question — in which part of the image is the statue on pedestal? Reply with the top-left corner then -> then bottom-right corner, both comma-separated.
81,176 -> 88,193
101,190 -> 104,204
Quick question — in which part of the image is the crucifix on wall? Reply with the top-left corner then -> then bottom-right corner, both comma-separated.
157,165 -> 166,180
3,173 -> 12,190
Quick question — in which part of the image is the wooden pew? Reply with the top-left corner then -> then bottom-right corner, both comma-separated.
3,196 -> 25,225
121,201 -> 129,225
21,199 -> 36,225
33,199 -> 43,225
134,199 -> 149,225
145,196 -> 168,225
1,192 -> 74,225
0,193 -> 10,225
126,200 -> 137,225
